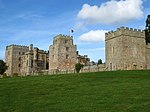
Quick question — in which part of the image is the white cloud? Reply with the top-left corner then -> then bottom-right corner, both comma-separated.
74,22 -> 88,31
77,0 -> 143,24
79,30 -> 108,42
80,47 -> 105,52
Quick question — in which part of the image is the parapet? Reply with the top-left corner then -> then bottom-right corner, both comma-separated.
53,34 -> 74,45
33,47 -> 47,53
6,44 -> 29,50
105,27 -> 145,41
6,44 -> 29,48
54,34 -> 73,40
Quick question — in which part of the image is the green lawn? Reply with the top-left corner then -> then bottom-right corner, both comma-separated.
0,70 -> 150,112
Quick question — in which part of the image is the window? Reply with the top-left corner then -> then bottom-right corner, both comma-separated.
31,60 -> 33,68
66,47 -> 69,51
19,57 -> 21,61
42,55 -> 45,60
112,47 -> 114,54
37,61 -> 44,67
66,55 -> 69,59
8,51 -> 10,55
54,40 -> 57,44
65,40 -> 68,43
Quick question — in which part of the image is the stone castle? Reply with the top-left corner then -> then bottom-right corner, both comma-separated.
5,34 -> 90,76
5,15 -> 150,76
5,44 -> 49,76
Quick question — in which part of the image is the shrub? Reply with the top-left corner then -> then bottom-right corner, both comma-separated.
75,63 -> 84,73
3,73 -> 7,78
0,60 -> 7,75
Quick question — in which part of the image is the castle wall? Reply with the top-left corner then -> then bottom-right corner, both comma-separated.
105,27 -> 146,70
20,54 -> 28,75
81,64 -> 106,73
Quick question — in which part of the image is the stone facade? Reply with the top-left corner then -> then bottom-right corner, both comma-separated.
77,53 -> 90,66
5,44 -> 48,76
5,45 -> 29,76
105,27 -> 150,70
49,34 -> 77,71
20,45 -> 48,75
81,64 -> 106,73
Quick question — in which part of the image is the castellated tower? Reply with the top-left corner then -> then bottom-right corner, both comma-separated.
5,45 -> 29,76
105,27 -> 146,70
49,34 -> 77,71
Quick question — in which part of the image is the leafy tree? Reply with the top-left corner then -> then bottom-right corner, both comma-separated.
145,15 -> 150,44
98,59 -> 103,65
145,29 -> 150,45
0,60 -> 7,75
75,63 -> 84,73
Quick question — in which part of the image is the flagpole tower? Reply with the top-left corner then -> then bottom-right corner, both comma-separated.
145,15 -> 150,45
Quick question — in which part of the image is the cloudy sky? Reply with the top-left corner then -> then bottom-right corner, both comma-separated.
0,0 -> 149,62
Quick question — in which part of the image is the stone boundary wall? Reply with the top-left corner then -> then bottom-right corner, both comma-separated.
27,64 -> 106,76
17,64 -> 106,76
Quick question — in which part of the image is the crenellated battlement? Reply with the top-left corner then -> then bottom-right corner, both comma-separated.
105,27 -> 145,41
53,34 -> 74,45
54,34 -> 73,40
117,26 -> 143,32
6,44 -> 29,48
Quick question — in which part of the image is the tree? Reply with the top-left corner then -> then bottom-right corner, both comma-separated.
75,63 -> 84,73
145,15 -> 150,44
98,59 -> 103,65
0,60 -> 7,75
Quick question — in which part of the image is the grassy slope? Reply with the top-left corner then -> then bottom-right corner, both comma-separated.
0,70 -> 150,112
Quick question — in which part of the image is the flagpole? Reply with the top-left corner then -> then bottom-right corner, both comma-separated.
70,29 -> 74,37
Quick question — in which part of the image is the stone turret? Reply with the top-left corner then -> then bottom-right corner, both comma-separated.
29,44 -> 33,51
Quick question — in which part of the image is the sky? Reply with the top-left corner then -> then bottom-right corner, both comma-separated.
0,0 -> 149,62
